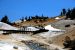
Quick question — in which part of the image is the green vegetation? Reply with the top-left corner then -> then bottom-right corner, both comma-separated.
0,15 -> 12,25
60,8 -> 75,20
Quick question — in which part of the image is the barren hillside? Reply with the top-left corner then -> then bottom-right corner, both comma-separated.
52,26 -> 75,47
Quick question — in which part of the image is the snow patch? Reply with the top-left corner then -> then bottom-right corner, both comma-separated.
27,26 -> 39,31
0,22 -> 18,30
55,17 -> 60,20
37,25 -> 65,38
38,31 -> 64,38
44,25 -> 62,31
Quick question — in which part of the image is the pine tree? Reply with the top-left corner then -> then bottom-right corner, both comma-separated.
66,9 -> 71,19
60,12 -> 63,16
66,8 -> 75,20
63,9 -> 66,15
1,15 -> 12,25
71,8 -> 75,19
28,16 -> 31,21
1,15 -> 9,23
25,16 -> 27,20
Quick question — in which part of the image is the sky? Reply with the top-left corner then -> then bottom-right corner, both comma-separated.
0,0 -> 75,22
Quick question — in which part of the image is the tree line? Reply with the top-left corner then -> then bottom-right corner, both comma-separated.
0,7 -> 75,25
60,8 -> 75,20
0,15 -> 49,25
20,15 -> 49,22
